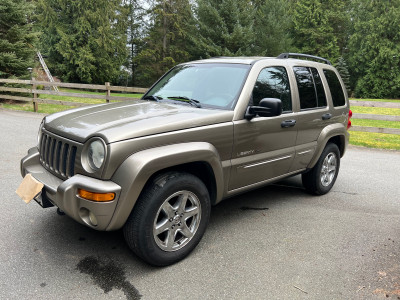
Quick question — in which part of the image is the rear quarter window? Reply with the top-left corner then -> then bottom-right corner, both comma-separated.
323,69 -> 346,107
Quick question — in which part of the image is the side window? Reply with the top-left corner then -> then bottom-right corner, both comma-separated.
311,68 -> 327,107
323,69 -> 346,107
293,67 -> 327,110
252,66 -> 292,112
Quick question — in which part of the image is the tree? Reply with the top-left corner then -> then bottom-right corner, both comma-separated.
291,0 -> 343,63
348,0 -> 400,98
0,0 -> 38,78
253,0 -> 293,56
193,0 -> 255,57
126,0 -> 148,86
335,56 -> 351,94
37,0 -> 128,84
134,0 -> 195,86
325,0 -> 351,56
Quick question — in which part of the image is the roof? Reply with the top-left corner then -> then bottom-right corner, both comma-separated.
186,57 -> 273,65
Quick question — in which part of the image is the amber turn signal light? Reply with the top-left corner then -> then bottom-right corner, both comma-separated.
78,189 -> 115,202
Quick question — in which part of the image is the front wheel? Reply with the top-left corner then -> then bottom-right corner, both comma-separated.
302,143 -> 340,195
123,172 -> 211,266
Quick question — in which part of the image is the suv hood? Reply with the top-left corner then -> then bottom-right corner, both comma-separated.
44,100 -> 234,143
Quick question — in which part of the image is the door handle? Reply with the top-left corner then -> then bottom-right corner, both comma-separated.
322,113 -> 332,120
281,119 -> 296,128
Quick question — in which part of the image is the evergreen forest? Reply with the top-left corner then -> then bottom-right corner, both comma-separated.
1,0 -> 400,98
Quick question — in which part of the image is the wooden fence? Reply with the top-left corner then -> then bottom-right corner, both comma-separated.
0,78 -> 148,112
349,100 -> 400,135
0,78 -> 399,135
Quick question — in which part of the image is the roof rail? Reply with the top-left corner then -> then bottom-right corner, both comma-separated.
277,53 -> 332,65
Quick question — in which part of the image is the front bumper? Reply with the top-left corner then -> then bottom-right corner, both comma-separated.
21,147 -> 121,231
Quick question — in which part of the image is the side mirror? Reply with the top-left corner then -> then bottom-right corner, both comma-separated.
245,98 -> 282,120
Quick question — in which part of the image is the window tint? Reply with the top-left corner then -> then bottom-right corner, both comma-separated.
252,66 -> 292,112
311,68 -> 327,107
293,67 -> 327,109
323,69 -> 346,107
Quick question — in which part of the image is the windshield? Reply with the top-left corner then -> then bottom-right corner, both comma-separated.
144,63 -> 251,110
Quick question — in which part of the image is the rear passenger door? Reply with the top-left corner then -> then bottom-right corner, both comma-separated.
289,66 -> 331,172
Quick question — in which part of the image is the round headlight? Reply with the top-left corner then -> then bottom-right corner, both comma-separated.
37,119 -> 44,146
88,140 -> 105,170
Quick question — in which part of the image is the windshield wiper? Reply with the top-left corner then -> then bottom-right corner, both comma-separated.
143,95 -> 162,101
167,96 -> 201,108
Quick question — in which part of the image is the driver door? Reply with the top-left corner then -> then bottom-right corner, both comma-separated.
228,66 -> 298,191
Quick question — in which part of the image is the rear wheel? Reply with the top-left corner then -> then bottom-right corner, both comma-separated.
302,143 -> 340,195
123,172 -> 211,266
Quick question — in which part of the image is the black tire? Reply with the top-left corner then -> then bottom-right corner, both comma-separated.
302,143 -> 340,195
123,172 -> 211,266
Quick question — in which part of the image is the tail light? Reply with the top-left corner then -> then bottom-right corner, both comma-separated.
347,109 -> 352,130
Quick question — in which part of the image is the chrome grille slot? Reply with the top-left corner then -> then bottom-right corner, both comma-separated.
49,138 -> 56,170
39,132 -> 77,179
67,146 -> 77,177
55,141 -> 62,171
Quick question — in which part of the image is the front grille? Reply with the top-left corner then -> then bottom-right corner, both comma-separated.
39,132 -> 77,179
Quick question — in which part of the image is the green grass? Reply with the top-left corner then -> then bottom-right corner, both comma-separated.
350,131 -> 400,150
54,88 -> 143,96
349,104 -> 400,151
349,99 -> 400,150
351,118 -> 400,129
350,98 -> 400,103
39,88 -> 143,104
1,88 -> 143,113
350,106 -> 400,116
2,102 -> 76,114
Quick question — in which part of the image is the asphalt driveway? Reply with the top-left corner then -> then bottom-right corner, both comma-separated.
1,109 -> 400,299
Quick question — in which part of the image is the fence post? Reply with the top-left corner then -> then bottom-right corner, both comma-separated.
32,77 -> 38,112
105,82 -> 110,103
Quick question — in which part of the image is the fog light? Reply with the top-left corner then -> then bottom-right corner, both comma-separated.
89,211 -> 98,226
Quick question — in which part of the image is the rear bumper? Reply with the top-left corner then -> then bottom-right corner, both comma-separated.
21,147 -> 121,231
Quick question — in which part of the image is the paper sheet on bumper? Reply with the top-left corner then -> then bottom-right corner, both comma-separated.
16,174 -> 44,203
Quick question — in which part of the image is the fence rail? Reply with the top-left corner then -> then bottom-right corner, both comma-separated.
350,126 -> 400,135
349,100 -> 400,108
0,79 -> 148,112
352,113 -> 400,122
350,100 -> 400,135
1,78 -> 399,135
